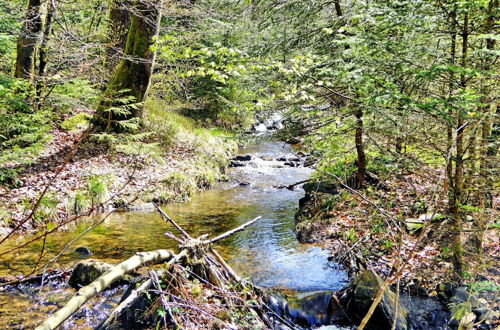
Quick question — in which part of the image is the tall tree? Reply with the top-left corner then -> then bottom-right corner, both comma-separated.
95,0 -> 162,131
15,0 -> 44,81
476,0 -> 498,253
35,1 -> 54,105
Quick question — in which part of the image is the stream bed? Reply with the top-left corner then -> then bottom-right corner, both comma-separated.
0,138 -> 349,329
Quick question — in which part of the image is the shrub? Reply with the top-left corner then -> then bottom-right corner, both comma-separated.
0,75 -> 51,166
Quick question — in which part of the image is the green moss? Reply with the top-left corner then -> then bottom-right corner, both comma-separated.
60,113 -> 92,131
162,171 -> 197,202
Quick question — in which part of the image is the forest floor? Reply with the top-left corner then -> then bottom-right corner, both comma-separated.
295,166 -> 499,301
0,108 -> 237,236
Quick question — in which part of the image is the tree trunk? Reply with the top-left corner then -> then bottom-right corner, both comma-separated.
445,4 -> 457,195
15,0 -> 44,81
475,0 -> 498,253
35,2 -> 54,105
333,0 -> 365,189
105,0 -> 131,71
334,0 -> 343,17
95,0 -> 161,131
450,11 -> 469,279
355,108 -> 366,189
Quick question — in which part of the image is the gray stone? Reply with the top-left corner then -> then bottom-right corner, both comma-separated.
68,259 -> 113,288
473,307 -> 490,321
229,161 -> 245,168
128,202 -> 155,212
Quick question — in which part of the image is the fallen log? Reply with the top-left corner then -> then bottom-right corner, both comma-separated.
36,249 -> 177,330
37,211 -> 271,329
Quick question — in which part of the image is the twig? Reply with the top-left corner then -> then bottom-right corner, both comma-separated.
154,203 -> 192,239
274,179 -> 311,190
165,232 -> 184,244
334,235 -> 369,262
209,248 -> 242,282
203,216 -> 262,244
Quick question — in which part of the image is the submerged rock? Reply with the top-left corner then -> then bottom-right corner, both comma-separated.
229,161 -> 246,168
234,155 -> 252,161
350,270 -> 409,330
68,259 -> 113,288
268,290 -> 348,328
74,246 -> 92,258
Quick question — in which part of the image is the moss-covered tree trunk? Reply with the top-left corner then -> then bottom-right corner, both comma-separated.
95,0 -> 161,131
105,0 -> 131,71
15,0 -> 44,81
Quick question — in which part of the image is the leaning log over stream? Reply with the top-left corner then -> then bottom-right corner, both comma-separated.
37,206 -> 283,329
36,249 -> 179,330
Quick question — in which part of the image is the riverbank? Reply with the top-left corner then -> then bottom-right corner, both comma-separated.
294,166 -> 499,327
0,137 -> 350,329
0,100 -> 238,236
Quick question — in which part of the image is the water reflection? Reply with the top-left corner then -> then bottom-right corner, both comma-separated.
0,140 -> 347,292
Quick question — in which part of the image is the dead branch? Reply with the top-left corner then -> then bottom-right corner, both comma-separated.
154,203 -> 192,239
203,216 -> 262,244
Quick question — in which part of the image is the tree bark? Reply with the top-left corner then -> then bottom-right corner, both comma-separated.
15,0 -> 44,81
105,0 -> 131,71
445,4 -> 457,194
35,2 -> 54,105
95,0 -> 161,131
334,0 -> 343,17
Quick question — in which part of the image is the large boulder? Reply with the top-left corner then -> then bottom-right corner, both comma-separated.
68,259 -> 113,288
351,270 -> 409,330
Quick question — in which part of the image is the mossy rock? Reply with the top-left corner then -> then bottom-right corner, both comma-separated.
68,259 -> 113,288
351,269 -> 409,330
303,181 -> 339,195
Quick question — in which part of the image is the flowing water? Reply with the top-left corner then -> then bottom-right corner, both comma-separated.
0,138 -> 348,328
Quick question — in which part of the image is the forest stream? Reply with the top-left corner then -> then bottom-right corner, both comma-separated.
0,138 -> 349,329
